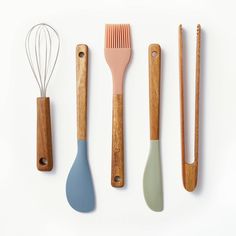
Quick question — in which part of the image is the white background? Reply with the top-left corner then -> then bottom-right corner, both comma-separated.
1,0 -> 235,235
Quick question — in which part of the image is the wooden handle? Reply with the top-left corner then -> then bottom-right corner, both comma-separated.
149,44 -> 161,140
76,44 -> 88,140
183,163 -> 198,191
179,25 -> 201,191
37,97 -> 53,171
111,94 -> 124,187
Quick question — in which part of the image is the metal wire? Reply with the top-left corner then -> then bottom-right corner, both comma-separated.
25,23 -> 60,97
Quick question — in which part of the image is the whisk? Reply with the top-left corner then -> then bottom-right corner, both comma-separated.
25,23 -> 60,171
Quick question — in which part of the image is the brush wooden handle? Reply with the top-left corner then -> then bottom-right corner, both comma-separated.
76,44 -> 88,140
149,44 -> 161,140
111,94 -> 124,187
37,97 -> 53,171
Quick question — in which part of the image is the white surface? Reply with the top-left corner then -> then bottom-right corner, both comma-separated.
1,0 -> 235,235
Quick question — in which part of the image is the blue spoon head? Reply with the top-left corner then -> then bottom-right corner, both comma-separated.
66,140 -> 95,212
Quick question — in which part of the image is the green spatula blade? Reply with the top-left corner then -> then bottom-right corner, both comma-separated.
143,140 -> 163,211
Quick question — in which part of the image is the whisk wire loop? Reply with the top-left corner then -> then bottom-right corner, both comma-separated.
25,23 -> 60,97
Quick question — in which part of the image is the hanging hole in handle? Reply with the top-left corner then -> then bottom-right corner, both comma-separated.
79,52 -> 84,58
114,176 -> 121,182
39,157 -> 48,166
152,51 -> 158,58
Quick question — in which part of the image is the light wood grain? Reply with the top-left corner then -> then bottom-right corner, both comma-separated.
76,44 -> 88,140
149,44 -> 161,140
37,97 -> 53,171
111,94 -> 124,187
179,24 -> 201,192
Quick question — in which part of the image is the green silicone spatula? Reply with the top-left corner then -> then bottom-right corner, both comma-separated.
143,44 -> 163,211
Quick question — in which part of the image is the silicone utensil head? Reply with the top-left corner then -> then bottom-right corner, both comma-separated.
104,24 -> 131,94
66,140 -> 95,212
143,141 -> 163,211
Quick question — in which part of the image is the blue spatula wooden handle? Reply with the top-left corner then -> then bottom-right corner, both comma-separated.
76,44 -> 88,140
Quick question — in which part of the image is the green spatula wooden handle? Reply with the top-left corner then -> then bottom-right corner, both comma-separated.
149,44 -> 161,139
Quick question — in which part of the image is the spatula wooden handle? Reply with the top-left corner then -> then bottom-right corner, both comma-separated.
149,44 -> 161,140
37,97 -> 53,171
111,94 -> 124,187
76,44 -> 88,140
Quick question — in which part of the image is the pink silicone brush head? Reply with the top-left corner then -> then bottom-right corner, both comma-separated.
105,24 -> 131,94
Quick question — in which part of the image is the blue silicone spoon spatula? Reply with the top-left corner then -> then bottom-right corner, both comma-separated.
66,44 -> 95,212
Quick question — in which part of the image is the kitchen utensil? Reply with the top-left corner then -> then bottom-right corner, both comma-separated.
25,23 -> 60,171
143,44 -> 163,211
178,24 -> 201,192
66,45 -> 95,212
105,24 -> 132,187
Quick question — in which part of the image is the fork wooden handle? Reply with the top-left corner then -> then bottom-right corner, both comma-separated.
37,97 -> 53,171
111,94 -> 124,187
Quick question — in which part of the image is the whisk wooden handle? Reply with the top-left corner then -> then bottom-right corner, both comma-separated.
37,97 -> 53,171
111,94 -> 124,187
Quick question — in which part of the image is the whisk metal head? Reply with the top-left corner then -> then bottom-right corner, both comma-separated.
25,23 -> 60,97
